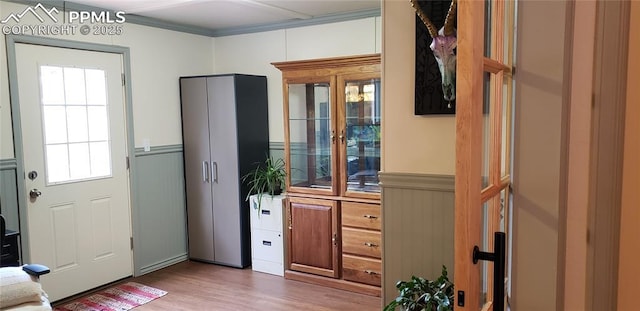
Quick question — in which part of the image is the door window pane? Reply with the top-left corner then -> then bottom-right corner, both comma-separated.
88,106 -> 109,141
85,69 -> 107,106
287,82 -> 333,189
69,143 -> 90,179
482,72 -> 492,189
480,200 -> 490,307
501,78 -> 512,177
344,78 -> 381,193
46,144 -> 69,183
39,65 -> 113,184
66,106 -> 89,143
40,66 -> 64,105
43,106 -> 67,144
484,0 -> 492,58
63,68 -> 87,106
90,142 -> 111,177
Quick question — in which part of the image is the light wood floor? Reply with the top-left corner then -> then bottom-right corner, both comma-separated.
54,261 -> 381,310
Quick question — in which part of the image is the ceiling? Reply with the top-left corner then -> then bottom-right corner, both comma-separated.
65,0 -> 381,36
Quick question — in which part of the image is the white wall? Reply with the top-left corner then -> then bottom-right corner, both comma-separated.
512,1 -> 569,310
0,1 -> 214,159
213,17 -> 382,143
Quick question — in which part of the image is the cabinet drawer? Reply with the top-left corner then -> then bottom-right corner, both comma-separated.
342,227 -> 381,258
251,229 -> 283,264
342,254 -> 381,286
341,202 -> 380,230
249,195 -> 284,231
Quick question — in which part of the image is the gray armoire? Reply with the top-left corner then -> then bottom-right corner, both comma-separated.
179,74 -> 268,268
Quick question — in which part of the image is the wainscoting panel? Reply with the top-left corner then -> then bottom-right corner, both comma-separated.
0,158 -> 20,232
379,172 -> 455,305
134,145 -> 188,275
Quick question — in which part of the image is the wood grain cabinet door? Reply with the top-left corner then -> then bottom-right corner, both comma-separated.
287,197 -> 339,278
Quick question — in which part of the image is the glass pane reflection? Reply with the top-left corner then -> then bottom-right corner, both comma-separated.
482,72 -> 492,189
344,78 -> 381,193
288,83 -> 333,189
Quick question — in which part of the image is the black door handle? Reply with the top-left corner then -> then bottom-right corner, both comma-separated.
473,232 -> 506,311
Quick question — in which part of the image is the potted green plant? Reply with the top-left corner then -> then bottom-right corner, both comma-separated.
242,156 -> 286,214
384,266 -> 454,311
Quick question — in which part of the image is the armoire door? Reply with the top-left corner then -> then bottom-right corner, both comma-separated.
336,72 -> 381,200
180,77 -> 215,262
288,197 -> 339,278
207,76 -> 242,266
283,78 -> 338,196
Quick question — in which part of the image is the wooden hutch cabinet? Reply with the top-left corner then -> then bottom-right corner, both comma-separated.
273,54 -> 381,296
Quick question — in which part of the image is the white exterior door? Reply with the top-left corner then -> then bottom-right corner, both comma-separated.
15,43 -> 133,301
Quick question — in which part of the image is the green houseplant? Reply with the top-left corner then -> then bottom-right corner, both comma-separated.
242,156 -> 286,214
384,266 -> 454,311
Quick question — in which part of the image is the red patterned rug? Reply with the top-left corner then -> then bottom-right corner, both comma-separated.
53,282 -> 167,311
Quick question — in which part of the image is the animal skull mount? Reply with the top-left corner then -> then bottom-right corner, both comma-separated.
411,0 -> 457,103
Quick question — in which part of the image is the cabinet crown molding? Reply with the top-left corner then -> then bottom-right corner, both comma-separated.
272,54 -> 381,73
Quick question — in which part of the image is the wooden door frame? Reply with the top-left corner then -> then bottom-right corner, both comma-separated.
585,1 -> 631,310
454,0 -> 485,309
5,35 -> 139,273
559,1 -> 632,309
617,1 -> 640,309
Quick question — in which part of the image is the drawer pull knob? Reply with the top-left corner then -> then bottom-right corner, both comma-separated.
262,241 -> 272,246
363,242 -> 378,247
261,210 -> 271,215
364,270 -> 379,275
363,215 -> 378,219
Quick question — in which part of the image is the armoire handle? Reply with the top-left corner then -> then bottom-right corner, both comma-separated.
202,161 -> 209,183
212,162 -> 218,183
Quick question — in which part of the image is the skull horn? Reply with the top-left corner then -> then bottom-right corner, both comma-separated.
443,0 -> 457,36
410,0 -> 439,38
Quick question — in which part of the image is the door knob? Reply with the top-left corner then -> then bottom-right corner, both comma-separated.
29,189 -> 42,198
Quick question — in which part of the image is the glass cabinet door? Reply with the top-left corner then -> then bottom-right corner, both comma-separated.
339,75 -> 381,197
286,80 -> 337,194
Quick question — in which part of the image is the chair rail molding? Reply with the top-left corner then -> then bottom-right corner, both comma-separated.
378,172 -> 454,191
0,159 -> 17,170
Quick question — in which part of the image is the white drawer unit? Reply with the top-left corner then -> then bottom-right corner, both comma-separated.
251,228 -> 284,276
249,194 -> 284,276
251,229 -> 284,262
249,195 -> 283,232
